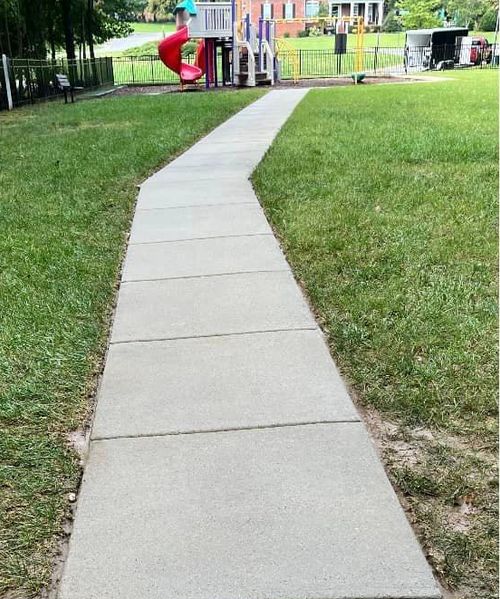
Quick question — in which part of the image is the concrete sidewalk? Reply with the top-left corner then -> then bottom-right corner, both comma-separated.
58,90 -> 441,599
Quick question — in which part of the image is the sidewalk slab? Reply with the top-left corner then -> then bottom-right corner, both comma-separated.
59,89 -> 440,599
122,235 -> 286,281
59,424 -> 440,599
160,163 -> 257,178
129,204 -> 271,244
171,148 -> 265,169
92,329 -> 359,439
111,271 -> 317,343
137,177 -> 257,209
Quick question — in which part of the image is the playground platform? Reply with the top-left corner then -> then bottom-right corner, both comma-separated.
58,89 -> 441,599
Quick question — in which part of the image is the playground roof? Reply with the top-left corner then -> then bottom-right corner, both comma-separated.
173,0 -> 197,16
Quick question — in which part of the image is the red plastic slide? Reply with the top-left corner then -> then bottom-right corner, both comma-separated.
158,26 -> 205,84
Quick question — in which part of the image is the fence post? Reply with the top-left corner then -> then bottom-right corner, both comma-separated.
2,54 -> 13,110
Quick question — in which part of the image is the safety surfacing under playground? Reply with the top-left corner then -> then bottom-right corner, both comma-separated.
57,89 -> 442,599
109,75 -> 423,97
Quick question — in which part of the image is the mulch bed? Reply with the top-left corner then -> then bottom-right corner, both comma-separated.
108,75 -> 419,97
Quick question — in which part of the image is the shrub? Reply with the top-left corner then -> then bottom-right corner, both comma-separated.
382,11 -> 402,32
122,41 -> 159,56
298,29 -> 309,37
283,31 -> 290,38
182,40 -> 198,57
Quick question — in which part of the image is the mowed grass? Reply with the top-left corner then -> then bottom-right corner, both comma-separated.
287,30 -> 496,49
0,88 -> 264,597
128,21 -> 176,33
253,70 -> 498,596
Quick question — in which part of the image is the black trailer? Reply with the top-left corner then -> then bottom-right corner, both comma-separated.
405,27 -> 469,70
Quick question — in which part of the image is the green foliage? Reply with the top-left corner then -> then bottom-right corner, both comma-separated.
308,25 -> 322,36
445,0 -> 497,29
0,0 -> 137,59
146,0 -> 177,19
478,7 -> 498,31
397,0 -> 441,28
382,10 -> 403,31
120,39 -> 160,54
297,29 -> 309,37
181,39 -> 197,57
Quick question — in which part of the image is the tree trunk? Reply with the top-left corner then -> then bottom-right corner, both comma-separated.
61,0 -> 76,60
3,8 -> 12,56
81,6 -> 86,59
87,0 -> 95,59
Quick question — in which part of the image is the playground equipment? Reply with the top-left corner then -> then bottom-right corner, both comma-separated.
158,0 -> 365,88
158,26 -> 206,86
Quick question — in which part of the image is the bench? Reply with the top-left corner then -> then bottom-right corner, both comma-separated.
56,74 -> 82,104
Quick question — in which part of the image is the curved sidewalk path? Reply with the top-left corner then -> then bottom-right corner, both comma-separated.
59,90 -> 440,599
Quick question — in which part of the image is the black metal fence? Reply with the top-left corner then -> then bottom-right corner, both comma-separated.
279,43 -> 499,79
1,43 -> 497,108
0,56 -> 114,110
112,55 -> 192,85
110,43 -> 499,86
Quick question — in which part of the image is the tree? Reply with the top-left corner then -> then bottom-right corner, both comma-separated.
382,10 -> 403,31
146,0 -> 176,21
0,0 -> 137,59
478,7 -> 499,30
396,0 -> 441,28
445,0 -> 497,29
61,0 -> 76,59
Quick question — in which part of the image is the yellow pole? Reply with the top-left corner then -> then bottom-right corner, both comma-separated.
355,16 -> 364,73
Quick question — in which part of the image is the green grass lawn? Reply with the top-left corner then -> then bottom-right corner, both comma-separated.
287,30 -> 495,49
288,31 -> 407,49
128,21 -> 176,33
0,88 -> 264,597
253,69 -> 498,597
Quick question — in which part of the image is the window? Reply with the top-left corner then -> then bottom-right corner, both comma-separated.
352,3 -> 359,16
283,2 -> 295,18
329,3 -> 339,17
305,0 -> 319,17
262,2 -> 272,19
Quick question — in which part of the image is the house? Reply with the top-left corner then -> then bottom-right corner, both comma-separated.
246,0 -> 384,37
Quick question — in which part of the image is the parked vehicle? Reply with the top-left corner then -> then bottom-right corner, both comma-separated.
469,37 -> 491,64
405,27 -> 469,70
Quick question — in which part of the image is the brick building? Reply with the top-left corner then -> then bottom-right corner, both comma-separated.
246,0 -> 384,37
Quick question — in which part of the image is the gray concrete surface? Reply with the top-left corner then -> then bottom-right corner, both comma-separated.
59,425 -> 440,599
129,203 -> 271,244
136,178 -> 258,209
95,31 -> 163,54
122,235 -> 286,281
92,330 -> 359,439
111,271 -> 317,343
58,90 -> 441,599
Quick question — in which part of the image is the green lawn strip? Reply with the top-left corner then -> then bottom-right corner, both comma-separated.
253,70 -> 498,596
0,89 -> 264,597
287,30 -> 496,49
128,21 -> 176,33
